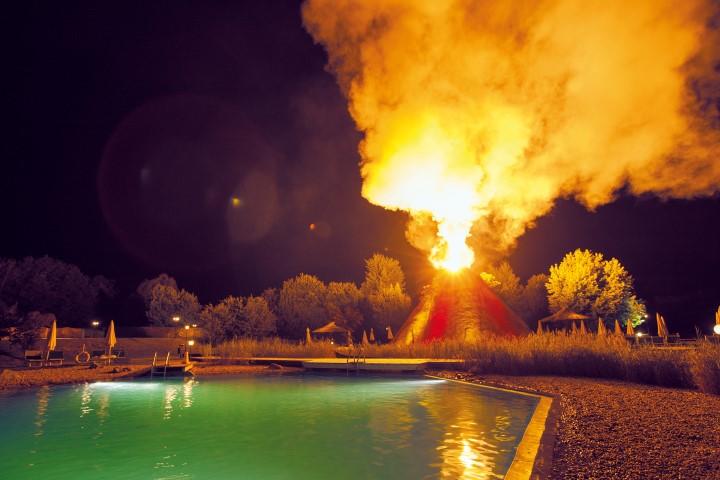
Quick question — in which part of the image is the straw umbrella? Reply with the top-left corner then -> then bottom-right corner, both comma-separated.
305,327 -> 312,345
597,318 -> 607,336
715,306 -> 720,334
626,319 -> 635,336
46,319 -> 57,360
614,319 -> 623,335
362,330 -> 369,346
106,319 -> 117,356
536,322 -> 543,335
579,319 -> 588,335
386,326 -> 394,342
369,328 -> 375,343
656,313 -> 669,339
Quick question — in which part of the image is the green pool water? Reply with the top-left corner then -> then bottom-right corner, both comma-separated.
0,375 -> 538,479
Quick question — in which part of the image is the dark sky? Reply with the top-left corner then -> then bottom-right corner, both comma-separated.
4,1 -> 720,334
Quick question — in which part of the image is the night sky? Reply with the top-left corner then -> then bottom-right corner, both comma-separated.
5,1 -> 719,334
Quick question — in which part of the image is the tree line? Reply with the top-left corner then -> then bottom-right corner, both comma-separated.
0,248 -> 649,344
137,254 -> 411,344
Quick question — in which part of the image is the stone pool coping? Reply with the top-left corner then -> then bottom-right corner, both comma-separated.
427,374 -> 557,480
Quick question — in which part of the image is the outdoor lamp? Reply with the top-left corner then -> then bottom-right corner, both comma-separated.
184,325 -> 190,330
188,340 -> 195,346
172,315 -> 180,322
91,320 -> 100,327
713,324 -> 720,335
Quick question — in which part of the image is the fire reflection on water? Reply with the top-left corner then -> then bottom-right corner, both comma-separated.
419,384 -> 518,479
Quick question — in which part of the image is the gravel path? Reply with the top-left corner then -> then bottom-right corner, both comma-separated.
436,372 -> 720,480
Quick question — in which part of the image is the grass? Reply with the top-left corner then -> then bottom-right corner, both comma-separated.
205,333 -> 720,394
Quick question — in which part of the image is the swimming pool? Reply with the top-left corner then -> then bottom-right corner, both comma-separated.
0,375 -> 540,479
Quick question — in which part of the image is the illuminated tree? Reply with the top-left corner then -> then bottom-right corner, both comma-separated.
147,284 -> 200,326
278,273 -> 328,336
199,301 -> 231,345
481,263 -> 549,323
481,261 -> 522,311
324,281 -> 364,330
240,296 -> 277,337
361,254 -> 411,331
546,249 -> 644,325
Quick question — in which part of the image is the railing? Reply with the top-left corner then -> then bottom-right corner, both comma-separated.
345,344 -> 366,376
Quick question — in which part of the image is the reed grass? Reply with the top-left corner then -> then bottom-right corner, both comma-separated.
206,333 -> 720,394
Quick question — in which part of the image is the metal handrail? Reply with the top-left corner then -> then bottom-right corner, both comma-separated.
164,352 -> 170,378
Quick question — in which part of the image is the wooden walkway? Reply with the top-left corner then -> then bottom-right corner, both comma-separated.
301,358 -> 464,373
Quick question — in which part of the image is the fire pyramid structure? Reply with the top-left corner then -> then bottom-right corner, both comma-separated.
395,272 -> 529,344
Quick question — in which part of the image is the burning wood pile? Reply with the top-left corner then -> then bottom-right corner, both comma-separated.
395,271 -> 528,344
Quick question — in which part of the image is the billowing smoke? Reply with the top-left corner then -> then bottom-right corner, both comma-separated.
302,0 -> 720,270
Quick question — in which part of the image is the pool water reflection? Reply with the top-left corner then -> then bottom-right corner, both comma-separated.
0,375 -> 538,479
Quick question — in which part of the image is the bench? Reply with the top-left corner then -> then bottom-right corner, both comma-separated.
25,350 -> 44,367
46,350 -> 64,366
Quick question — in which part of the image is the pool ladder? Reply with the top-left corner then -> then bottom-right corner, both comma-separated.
345,344 -> 366,376
150,352 -> 171,378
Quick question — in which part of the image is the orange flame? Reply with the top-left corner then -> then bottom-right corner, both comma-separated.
303,0 -> 720,272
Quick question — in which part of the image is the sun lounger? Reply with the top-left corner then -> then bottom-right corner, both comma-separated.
45,350 -> 64,366
90,350 -> 105,360
25,350 -> 44,367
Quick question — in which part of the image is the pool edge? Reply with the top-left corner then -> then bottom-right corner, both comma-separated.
424,375 -> 555,480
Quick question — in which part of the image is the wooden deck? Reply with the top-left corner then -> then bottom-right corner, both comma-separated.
301,358 -> 464,373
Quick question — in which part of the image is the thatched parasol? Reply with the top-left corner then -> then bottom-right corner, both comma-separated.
597,318 -> 607,335
579,319 -> 588,335
626,319 -> 635,336
614,319 -> 623,335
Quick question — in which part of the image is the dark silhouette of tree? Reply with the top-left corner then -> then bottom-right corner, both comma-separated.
137,274 -> 178,307
0,256 -> 114,326
147,284 -> 200,326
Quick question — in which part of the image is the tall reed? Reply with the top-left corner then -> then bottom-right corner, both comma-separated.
205,333 -> 720,394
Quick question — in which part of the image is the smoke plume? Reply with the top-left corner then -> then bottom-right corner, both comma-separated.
302,0 -> 720,269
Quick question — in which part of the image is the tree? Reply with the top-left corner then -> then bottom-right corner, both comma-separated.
278,274 -> 328,337
199,302 -> 231,346
617,294 -> 648,328
518,273 -> 549,323
137,274 -> 178,307
325,281 -> 364,330
546,249 -> 644,325
221,295 -> 276,339
360,254 -> 411,331
481,261 -> 523,312
147,284 -> 200,326
481,263 -> 548,323
0,256 -> 115,326
242,296 -> 276,337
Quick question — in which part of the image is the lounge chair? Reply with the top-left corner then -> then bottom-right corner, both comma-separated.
25,350 -> 44,367
46,350 -> 64,366
90,350 -> 105,360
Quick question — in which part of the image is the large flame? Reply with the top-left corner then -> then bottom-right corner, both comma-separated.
303,0 -> 720,272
